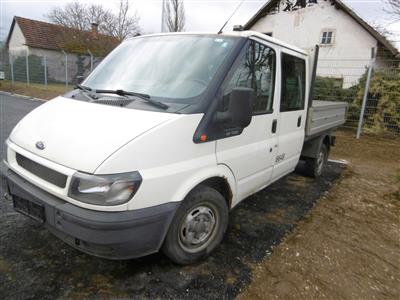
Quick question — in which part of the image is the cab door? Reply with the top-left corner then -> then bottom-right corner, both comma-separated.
216,39 -> 279,204
272,51 -> 308,180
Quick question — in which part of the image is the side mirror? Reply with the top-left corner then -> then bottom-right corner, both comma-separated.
217,87 -> 253,128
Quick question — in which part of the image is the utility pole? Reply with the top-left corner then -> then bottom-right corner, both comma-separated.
161,0 -> 166,32
356,48 -> 376,139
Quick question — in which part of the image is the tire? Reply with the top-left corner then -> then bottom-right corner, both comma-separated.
304,144 -> 328,178
162,185 -> 229,265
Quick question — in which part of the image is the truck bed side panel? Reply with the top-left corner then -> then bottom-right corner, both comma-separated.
306,100 -> 348,138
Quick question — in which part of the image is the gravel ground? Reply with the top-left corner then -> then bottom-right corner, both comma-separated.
0,94 -> 344,299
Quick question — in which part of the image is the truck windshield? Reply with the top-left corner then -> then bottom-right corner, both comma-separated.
83,35 -> 239,104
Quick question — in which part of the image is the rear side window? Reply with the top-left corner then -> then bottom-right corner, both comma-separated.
280,53 -> 306,112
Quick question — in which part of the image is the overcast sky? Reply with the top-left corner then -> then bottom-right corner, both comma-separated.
1,0 -> 399,48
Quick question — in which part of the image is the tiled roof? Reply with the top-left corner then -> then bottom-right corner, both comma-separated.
7,16 -> 120,56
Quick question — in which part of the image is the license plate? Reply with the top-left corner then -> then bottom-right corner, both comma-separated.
13,196 -> 45,223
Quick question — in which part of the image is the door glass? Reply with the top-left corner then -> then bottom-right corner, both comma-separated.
223,41 -> 276,114
280,53 -> 306,112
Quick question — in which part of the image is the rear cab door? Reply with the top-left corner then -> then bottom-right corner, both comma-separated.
272,48 -> 309,180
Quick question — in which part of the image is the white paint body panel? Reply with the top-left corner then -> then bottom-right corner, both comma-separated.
273,47 -> 309,178
216,115 -> 278,204
7,104 -> 233,211
10,96 -> 176,173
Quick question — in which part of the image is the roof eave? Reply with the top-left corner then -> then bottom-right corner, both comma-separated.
333,0 -> 399,57
244,0 -> 279,30
5,17 -> 17,47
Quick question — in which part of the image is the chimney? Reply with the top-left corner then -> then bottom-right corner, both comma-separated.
91,23 -> 98,34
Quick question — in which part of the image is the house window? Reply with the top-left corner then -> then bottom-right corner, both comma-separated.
321,31 -> 334,45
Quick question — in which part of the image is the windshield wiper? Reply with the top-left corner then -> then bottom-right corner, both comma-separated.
94,89 -> 169,109
76,84 -> 98,101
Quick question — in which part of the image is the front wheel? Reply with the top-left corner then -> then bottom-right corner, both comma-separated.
304,144 -> 328,178
162,185 -> 229,265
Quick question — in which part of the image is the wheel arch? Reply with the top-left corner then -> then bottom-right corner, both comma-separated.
171,165 -> 237,210
301,132 -> 332,159
322,135 -> 331,153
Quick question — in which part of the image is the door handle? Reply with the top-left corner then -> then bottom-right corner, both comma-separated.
297,116 -> 302,127
272,119 -> 277,133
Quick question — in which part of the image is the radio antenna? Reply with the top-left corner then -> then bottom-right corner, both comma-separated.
218,0 -> 245,34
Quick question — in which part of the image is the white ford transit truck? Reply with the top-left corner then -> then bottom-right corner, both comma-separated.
1,31 -> 347,264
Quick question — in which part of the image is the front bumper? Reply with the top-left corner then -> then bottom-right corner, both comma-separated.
1,162 -> 179,259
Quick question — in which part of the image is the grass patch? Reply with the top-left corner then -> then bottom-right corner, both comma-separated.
0,80 -> 72,100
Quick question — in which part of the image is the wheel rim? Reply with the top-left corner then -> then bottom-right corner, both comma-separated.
316,150 -> 325,174
178,204 -> 218,253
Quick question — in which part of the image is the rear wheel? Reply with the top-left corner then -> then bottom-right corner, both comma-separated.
304,144 -> 328,178
162,185 -> 229,265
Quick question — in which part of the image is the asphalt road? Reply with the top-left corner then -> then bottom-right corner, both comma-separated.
0,94 -> 42,213
0,93 -> 343,299
0,94 -> 42,157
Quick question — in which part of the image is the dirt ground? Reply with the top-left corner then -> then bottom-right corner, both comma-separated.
239,131 -> 400,300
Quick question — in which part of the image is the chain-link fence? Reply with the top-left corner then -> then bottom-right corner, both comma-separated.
314,48 -> 400,136
0,48 -> 103,88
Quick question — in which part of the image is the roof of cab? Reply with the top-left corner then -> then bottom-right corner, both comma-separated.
129,31 -> 308,56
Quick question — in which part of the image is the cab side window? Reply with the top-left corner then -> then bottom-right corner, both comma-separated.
280,53 -> 306,112
223,41 -> 276,114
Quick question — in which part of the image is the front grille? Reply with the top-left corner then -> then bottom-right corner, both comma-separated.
16,153 -> 67,188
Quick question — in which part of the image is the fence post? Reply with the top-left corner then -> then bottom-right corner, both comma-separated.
9,54 -> 14,85
356,48 -> 376,139
25,53 -> 30,85
43,56 -> 48,88
62,50 -> 68,88
87,49 -> 94,71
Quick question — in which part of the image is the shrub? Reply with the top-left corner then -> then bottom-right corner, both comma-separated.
357,71 -> 400,134
313,69 -> 400,134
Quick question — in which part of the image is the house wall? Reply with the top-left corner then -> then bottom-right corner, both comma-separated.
8,22 -> 29,55
249,1 -> 379,87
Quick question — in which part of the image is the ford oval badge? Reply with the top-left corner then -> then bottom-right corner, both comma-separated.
35,141 -> 45,150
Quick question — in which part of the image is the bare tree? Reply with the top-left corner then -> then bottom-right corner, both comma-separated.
373,24 -> 392,39
47,2 -> 88,31
87,4 -> 115,34
110,0 -> 140,40
164,0 -> 185,32
385,0 -> 400,20
47,0 -> 140,40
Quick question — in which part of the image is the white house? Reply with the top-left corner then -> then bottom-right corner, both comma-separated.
244,0 -> 399,87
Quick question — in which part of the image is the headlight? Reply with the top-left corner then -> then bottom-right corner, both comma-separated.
68,171 -> 142,206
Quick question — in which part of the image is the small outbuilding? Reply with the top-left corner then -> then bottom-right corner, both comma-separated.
6,16 -> 120,83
